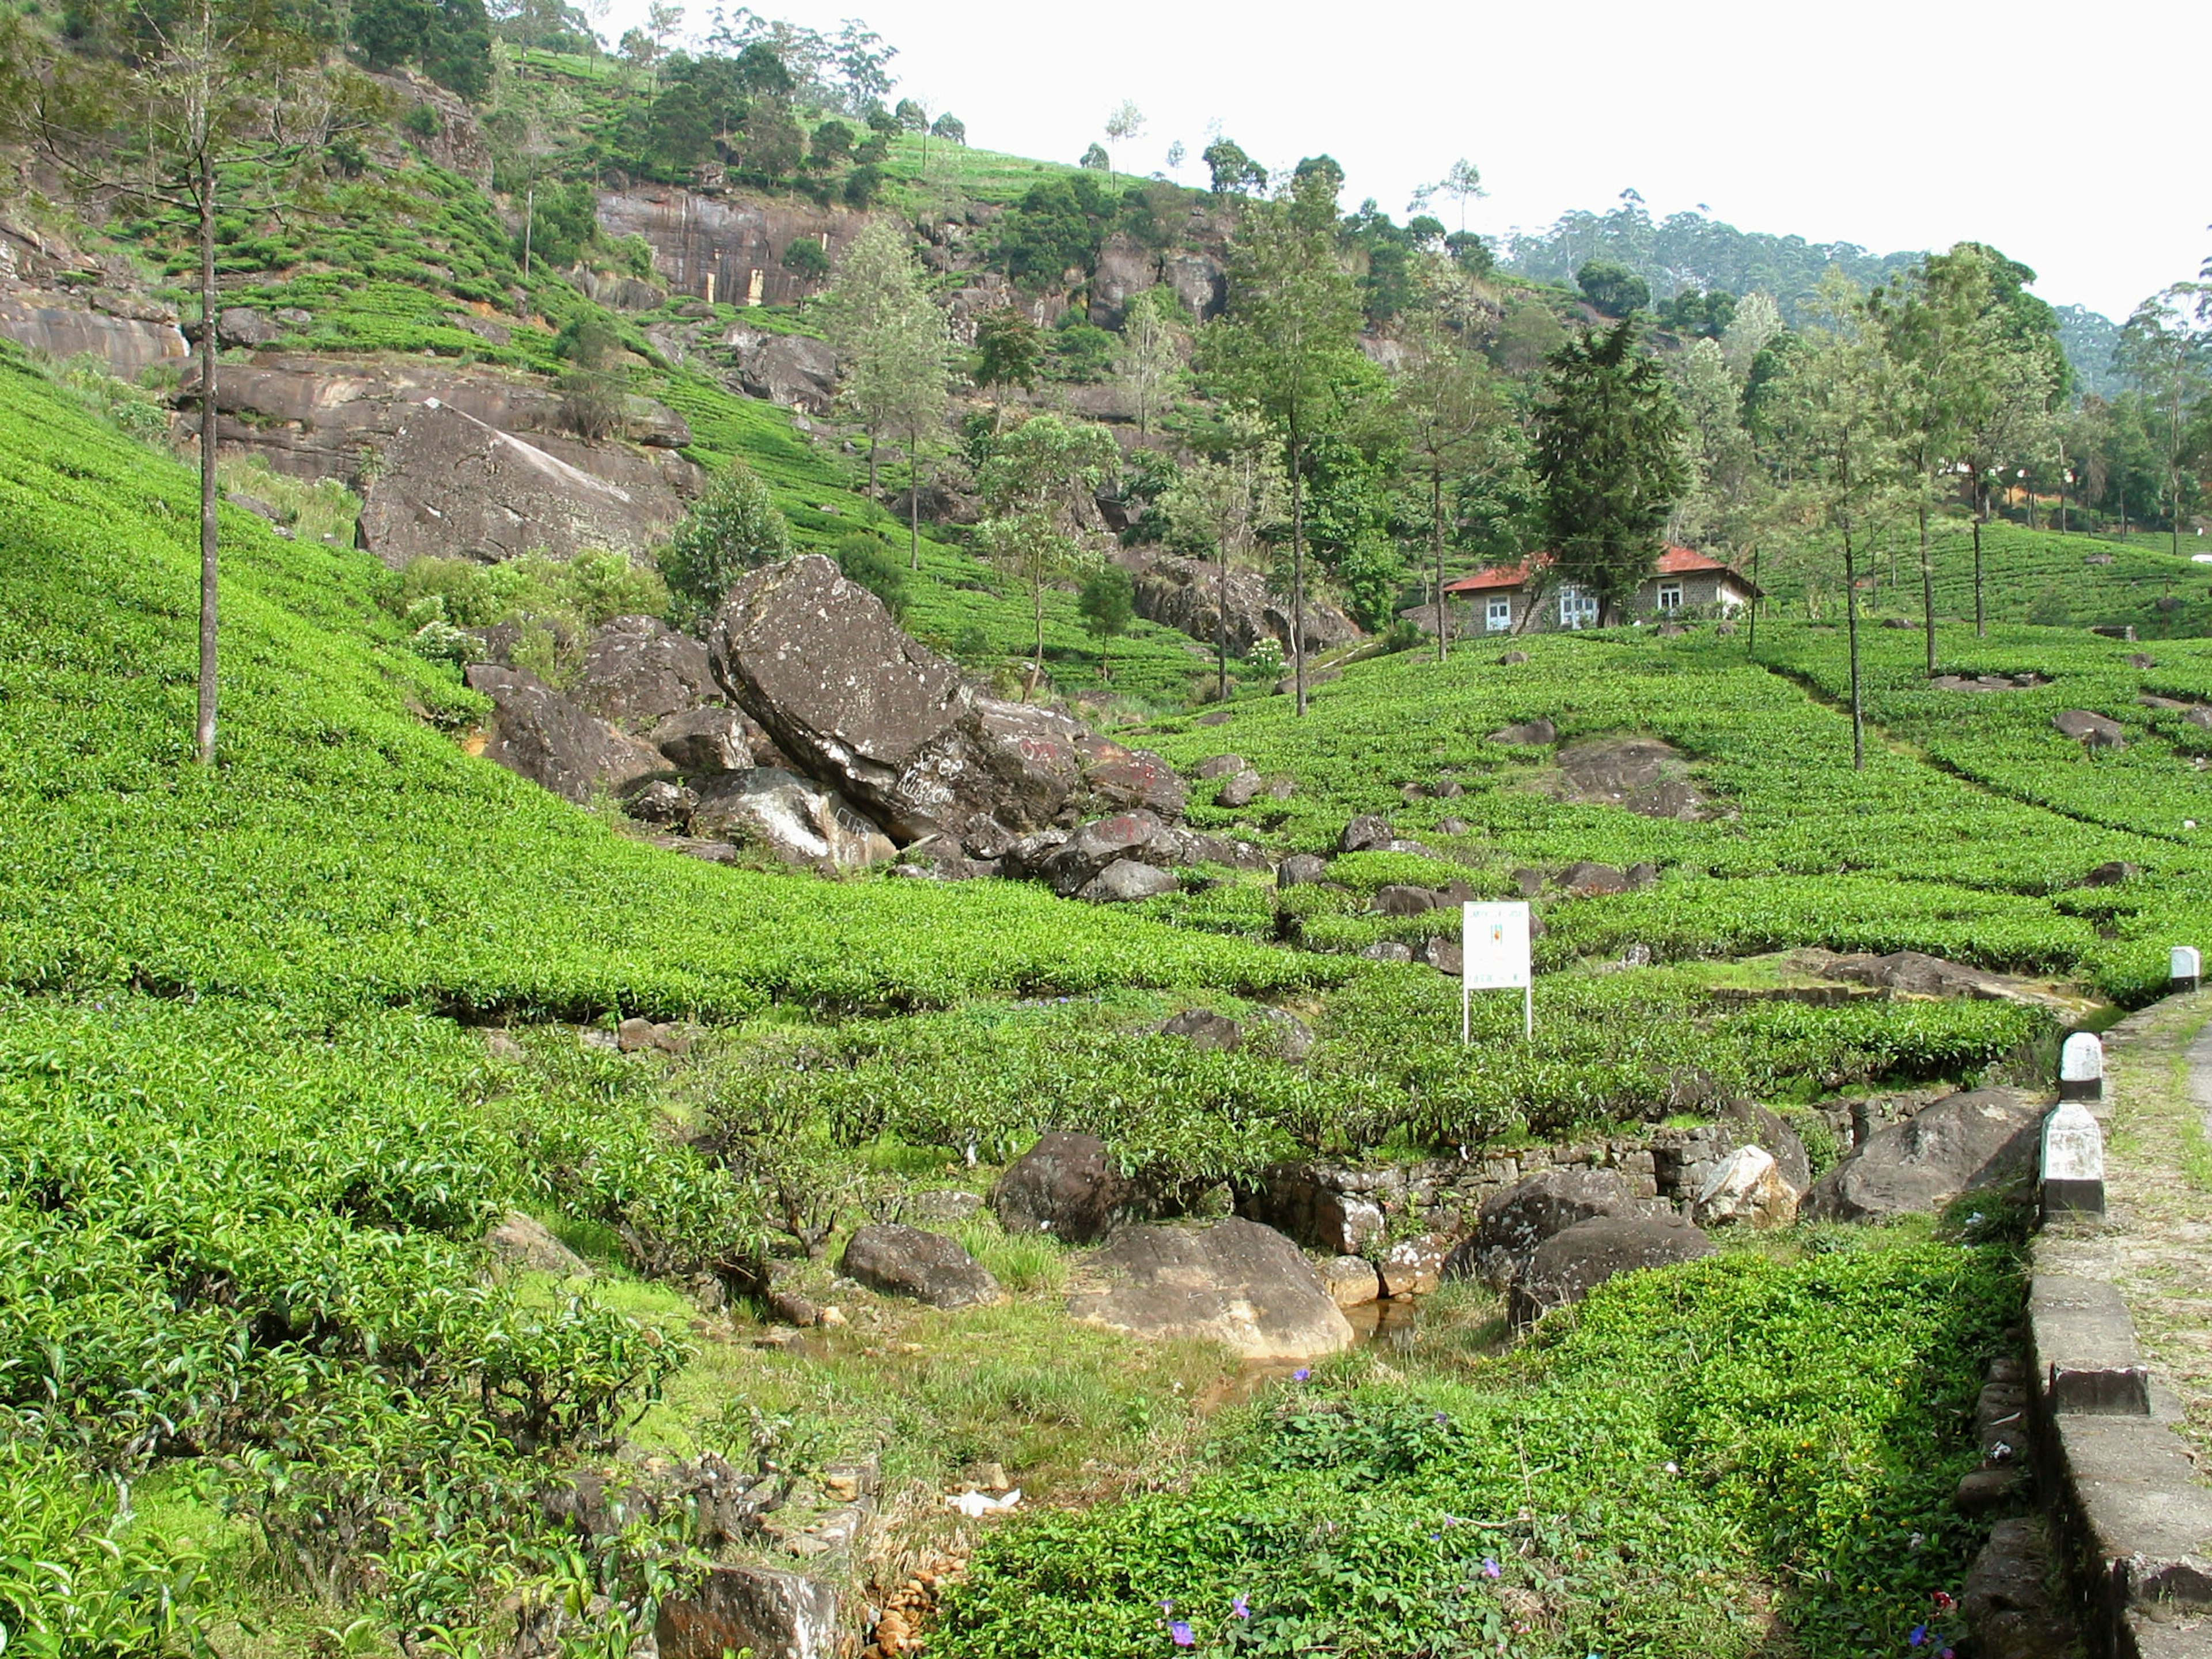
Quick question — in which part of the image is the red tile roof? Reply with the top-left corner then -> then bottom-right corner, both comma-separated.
1443,546 -> 1751,595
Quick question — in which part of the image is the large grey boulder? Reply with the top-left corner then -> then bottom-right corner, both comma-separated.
2052,709 -> 2126,749
1067,1217 -> 1354,1362
688,768 -> 895,870
652,706 -> 752,773
710,558 -> 1185,842
358,402 -> 688,566
464,664 -> 665,806
991,1131 -> 1139,1243
1487,717 -> 1557,747
723,326 -> 839,414
1038,811 -> 1173,896
839,1224 -> 1001,1309
1510,1214 -> 1714,1324
1803,1087 -> 2044,1222
656,1562 -> 839,1659
571,614 -> 715,731
1078,859 -> 1179,903
1445,1168 -> 1633,1289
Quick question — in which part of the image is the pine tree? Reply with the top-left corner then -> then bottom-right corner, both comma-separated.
1533,319 -> 1687,624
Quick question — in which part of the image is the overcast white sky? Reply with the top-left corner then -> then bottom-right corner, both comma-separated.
609,0 -> 2207,321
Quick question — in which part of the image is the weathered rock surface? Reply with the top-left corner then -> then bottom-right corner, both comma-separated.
1126,550 -> 1359,659
1691,1145 -> 1799,1228
1808,948 -> 2065,1010
1803,1088 -> 2043,1222
1339,815 -> 1396,854
1067,1217 -> 1354,1362
366,66 -> 494,186
464,664 -> 665,805
485,1212 -> 589,1276
1552,738 -> 1714,820
687,768 -> 896,869
595,184 -> 866,313
722,326 -> 839,414
623,777 -> 697,826
1321,1255 -> 1382,1308
1555,861 -> 1628,896
653,706 -> 752,772
709,557 -> 1184,843
1238,1170 -> 1387,1256
1194,754 -> 1247,780
1216,768 -> 1263,808
571,615 -> 715,730
1510,1214 -> 1714,1324
839,1224 -> 1001,1310
991,1131 -> 1137,1244
1160,1009 -> 1242,1051
2053,709 -> 2126,749
1277,853 -> 1329,887
656,1562 -> 839,1659
1488,717 -> 1558,747
1078,859 -> 1179,903
358,402 -> 691,566
1445,1168 -> 1633,1289
1377,1233 -> 1450,1298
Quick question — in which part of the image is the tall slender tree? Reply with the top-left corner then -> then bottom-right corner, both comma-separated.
2116,285 -> 2210,558
1392,308 -> 1508,661
1532,318 -> 1687,624
1113,285 -> 1187,438
974,414 -> 1118,698
1160,405 -> 1286,700
0,0 -> 366,764
818,219 -> 930,495
1198,169 -> 1365,714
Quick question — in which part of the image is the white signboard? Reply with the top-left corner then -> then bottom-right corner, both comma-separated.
1462,902 -> 1533,1041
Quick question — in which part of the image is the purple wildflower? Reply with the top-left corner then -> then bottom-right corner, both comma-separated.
1233,1595 -> 1250,1620
1291,1368 -> 1310,1382
1170,1620 -> 1195,1647
1481,1557 -> 1501,1580
1909,1625 -> 1927,1647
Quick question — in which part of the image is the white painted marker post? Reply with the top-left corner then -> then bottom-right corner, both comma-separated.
2059,1032 -> 2104,1103
2041,1100 -> 2106,1221
2173,945 -> 2202,994
1462,902 -> 1533,1044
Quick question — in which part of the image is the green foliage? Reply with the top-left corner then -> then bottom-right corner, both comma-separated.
1575,256 -> 1650,317
1535,317 -> 1688,622
350,0 -> 493,101
974,305 -> 1042,394
995,172 -> 1116,285
835,532 -> 911,620
658,456 -> 794,627
942,1241 -> 2021,1658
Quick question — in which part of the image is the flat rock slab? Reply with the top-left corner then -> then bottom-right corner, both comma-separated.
1067,1217 -> 1353,1362
1804,1087 -> 2043,1222
2050,1413 -> 2212,1608
1551,737 -> 1714,820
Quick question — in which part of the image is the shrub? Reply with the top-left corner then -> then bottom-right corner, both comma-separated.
835,533 -> 911,620
658,457 -> 794,626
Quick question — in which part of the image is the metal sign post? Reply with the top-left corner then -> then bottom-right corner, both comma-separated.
1461,901 -> 1533,1043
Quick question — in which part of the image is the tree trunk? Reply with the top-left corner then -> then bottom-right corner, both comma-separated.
1917,501 -> 1936,677
1431,461 -> 1446,664
867,431 -> 879,496
1216,540 -> 1229,703
522,180 -> 534,279
1747,543 -> 1759,658
1290,425 -> 1306,717
1844,526 -> 1863,772
196,152 -> 219,766
907,421 -> 921,570
1971,501 -> 1985,638
1028,578 -> 1044,702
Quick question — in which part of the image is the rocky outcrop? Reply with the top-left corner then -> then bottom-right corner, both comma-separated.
687,768 -> 895,869
596,185 -> 871,310
571,615 -> 716,731
1078,860 -> 1178,902
1445,1168 -> 1635,1289
1126,551 -> 1359,660
1509,1213 -> 1714,1324
2052,709 -> 2126,749
839,1224 -> 1001,1309
464,664 -> 665,805
1804,1087 -> 2044,1222
991,1131 -> 1139,1244
1067,1217 -> 1354,1362
656,1563 -> 840,1659
0,288 -> 188,375
653,706 -> 752,772
709,556 -> 1186,844
722,326 -> 839,414
366,67 -> 494,187
1690,1145 -> 1799,1228
358,402 -> 692,566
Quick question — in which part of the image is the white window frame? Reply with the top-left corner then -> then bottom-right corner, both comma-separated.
1558,584 -> 1599,629
1486,596 -> 1513,632
1656,581 -> 1684,612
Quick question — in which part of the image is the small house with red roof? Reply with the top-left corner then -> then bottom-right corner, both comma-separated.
1439,546 -> 1759,635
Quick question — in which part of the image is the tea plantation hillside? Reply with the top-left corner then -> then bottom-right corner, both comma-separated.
0,354 -> 2199,1656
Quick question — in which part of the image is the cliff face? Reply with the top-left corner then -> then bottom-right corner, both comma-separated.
596,187 -> 872,310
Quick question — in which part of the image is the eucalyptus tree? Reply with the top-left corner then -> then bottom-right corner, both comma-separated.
819,219 -> 950,512
2116,285 -> 2210,557
1198,165 -> 1367,713
1113,286 -> 1187,438
975,414 -> 1119,698
1392,307 -> 1510,660
1160,405 -> 1286,699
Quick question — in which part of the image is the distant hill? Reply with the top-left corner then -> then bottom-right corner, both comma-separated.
1503,202 -> 2122,397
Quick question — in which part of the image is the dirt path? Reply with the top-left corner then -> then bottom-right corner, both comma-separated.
2041,990 -> 2212,1472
